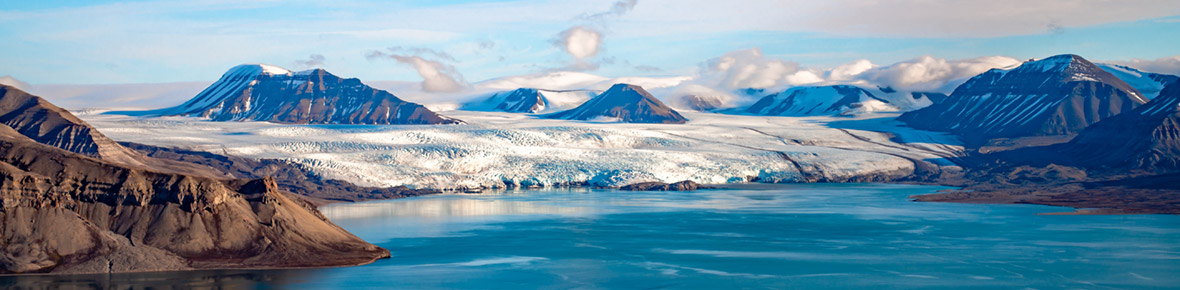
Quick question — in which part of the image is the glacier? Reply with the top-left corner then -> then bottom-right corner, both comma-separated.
78,110 -> 963,190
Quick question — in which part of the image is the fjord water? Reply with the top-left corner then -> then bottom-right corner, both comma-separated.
6,184 -> 1179,289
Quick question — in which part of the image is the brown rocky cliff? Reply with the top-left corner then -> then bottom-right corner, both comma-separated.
0,106 -> 388,274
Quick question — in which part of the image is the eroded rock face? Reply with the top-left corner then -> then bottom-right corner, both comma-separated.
899,54 -> 1146,144
136,65 -> 461,125
0,86 -> 389,274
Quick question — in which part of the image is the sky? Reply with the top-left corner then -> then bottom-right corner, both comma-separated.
2,0 -> 1180,91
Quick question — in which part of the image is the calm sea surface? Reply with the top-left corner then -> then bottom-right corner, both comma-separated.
5,184 -> 1179,289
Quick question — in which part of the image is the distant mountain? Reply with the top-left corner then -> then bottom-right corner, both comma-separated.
898,54 -> 1146,144
742,85 -> 946,117
0,85 -> 389,274
544,83 -> 688,124
677,94 -> 727,111
744,85 -> 899,116
1097,63 -> 1179,99
127,64 -> 460,125
463,88 -> 596,113
1051,81 -> 1180,171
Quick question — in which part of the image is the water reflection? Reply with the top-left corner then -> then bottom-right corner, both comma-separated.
0,269 -> 318,290
321,196 -> 595,220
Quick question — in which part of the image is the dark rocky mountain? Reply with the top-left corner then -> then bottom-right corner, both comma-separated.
744,85 -> 899,116
1047,81 -> 1180,171
1097,63 -> 1180,99
464,88 -> 595,113
123,64 -> 460,125
898,54 -> 1147,144
544,83 -> 688,124
0,86 -> 389,274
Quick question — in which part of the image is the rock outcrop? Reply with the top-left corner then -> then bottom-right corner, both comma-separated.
0,86 -> 390,274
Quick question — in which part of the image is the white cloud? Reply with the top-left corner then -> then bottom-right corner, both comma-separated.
552,1 -> 640,71
556,26 -> 603,63
854,56 -> 1022,92
1107,56 -> 1180,77
698,48 -> 817,90
664,50 -> 1020,108
0,75 -> 30,91
294,54 -> 326,69
827,59 -> 873,81
582,0 -> 639,21
368,50 -> 469,93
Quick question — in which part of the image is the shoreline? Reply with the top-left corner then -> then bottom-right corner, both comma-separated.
309,178 -> 1180,216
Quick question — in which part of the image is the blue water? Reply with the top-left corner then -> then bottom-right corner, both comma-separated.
4,184 -> 1179,289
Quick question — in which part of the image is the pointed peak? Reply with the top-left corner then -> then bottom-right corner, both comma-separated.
608,83 -> 646,91
604,83 -> 655,99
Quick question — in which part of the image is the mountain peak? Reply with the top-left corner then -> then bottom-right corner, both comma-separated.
118,64 -> 461,125
544,83 -> 687,124
900,54 -> 1146,144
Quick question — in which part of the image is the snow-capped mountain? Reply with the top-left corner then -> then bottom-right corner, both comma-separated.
1097,63 -> 1180,99
1054,81 -> 1180,171
676,94 -> 728,111
463,88 -> 597,113
544,83 -> 688,124
744,85 -> 899,116
135,64 -> 461,125
741,85 -> 947,117
898,54 -> 1146,143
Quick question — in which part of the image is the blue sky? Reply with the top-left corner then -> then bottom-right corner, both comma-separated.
2,0 -> 1180,85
